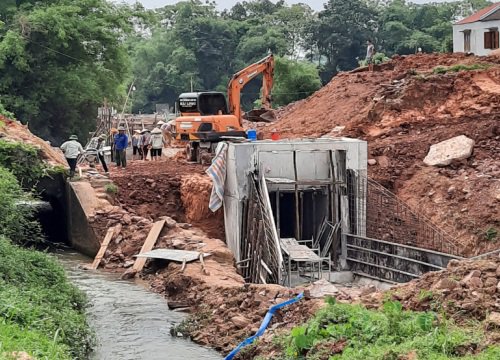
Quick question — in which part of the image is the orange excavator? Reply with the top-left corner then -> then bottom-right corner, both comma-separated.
175,54 -> 275,163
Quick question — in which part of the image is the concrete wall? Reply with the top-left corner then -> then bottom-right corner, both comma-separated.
223,138 -> 368,262
453,20 -> 500,56
66,182 -> 101,257
346,235 -> 461,283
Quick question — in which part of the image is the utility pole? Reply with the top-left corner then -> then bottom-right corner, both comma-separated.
190,76 -> 193,92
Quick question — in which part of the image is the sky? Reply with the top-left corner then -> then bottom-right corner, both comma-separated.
118,0 -> 455,12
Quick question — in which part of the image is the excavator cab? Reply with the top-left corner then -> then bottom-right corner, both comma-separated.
178,92 -> 229,117
175,92 -> 244,142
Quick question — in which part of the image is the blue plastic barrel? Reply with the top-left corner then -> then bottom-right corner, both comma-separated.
246,129 -> 257,141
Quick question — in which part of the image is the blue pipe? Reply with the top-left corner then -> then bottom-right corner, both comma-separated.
224,292 -> 304,360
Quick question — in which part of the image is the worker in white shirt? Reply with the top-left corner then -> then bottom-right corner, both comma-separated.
60,134 -> 85,178
161,120 -> 175,146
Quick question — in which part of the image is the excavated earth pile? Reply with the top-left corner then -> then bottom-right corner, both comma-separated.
266,53 -> 500,256
110,160 -> 224,239
363,256 -> 500,325
0,115 -> 66,166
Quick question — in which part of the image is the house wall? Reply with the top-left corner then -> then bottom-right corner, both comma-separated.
453,20 -> 500,56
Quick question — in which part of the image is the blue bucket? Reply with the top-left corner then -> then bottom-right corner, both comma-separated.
246,129 -> 257,141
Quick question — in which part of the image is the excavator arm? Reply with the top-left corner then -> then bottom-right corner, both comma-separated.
227,54 -> 275,125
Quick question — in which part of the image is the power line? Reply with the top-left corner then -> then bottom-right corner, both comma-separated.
17,31 -> 95,65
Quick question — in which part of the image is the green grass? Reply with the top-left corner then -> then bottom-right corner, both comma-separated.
484,227 -> 498,242
104,183 -> 118,194
0,320 -> 71,359
432,64 -> 491,75
0,238 -> 94,359
274,297 -> 500,359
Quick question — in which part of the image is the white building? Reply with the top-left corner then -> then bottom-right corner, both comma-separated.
453,3 -> 500,56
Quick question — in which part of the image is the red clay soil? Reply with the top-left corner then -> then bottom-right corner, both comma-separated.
110,159 -> 224,239
362,256 -> 500,323
0,115 -> 66,166
264,53 -> 500,257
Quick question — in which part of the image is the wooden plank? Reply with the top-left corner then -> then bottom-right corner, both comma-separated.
90,227 -> 116,270
132,220 -> 166,272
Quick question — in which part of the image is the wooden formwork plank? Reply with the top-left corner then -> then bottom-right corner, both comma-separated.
132,220 -> 166,272
90,227 -> 116,270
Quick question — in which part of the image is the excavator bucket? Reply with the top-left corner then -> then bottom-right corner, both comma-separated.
244,109 -> 276,123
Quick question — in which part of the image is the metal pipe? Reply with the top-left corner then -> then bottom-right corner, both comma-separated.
276,190 -> 280,238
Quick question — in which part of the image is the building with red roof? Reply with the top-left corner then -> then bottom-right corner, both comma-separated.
453,3 -> 500,55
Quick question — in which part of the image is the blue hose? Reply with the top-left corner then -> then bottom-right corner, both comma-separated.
224,292 -> 304,360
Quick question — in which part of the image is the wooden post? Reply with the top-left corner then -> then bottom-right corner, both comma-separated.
293,151 -> 300,240
132,220 -> 166,273
90,227 -> 116,270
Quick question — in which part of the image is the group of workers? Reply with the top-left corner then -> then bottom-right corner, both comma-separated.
60,120 -> 175,178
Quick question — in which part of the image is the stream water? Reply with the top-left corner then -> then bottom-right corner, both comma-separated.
56,250 -> 222,360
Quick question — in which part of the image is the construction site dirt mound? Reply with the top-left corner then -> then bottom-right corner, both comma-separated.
0,115 -> 66,166
111,161 -> 202,220
180,174 -> 225,240
363,256 -> 500,323
265,53 -> 500,257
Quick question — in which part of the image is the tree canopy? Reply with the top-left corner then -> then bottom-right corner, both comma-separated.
0,0 -> 492,143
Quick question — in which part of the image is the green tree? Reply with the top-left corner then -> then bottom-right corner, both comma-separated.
272,57 -> 321,107
310,0 -> 377,81
0,0 -> 134,144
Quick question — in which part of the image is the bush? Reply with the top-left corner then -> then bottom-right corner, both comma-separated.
359,52 -> 390,67
432,63 -> 491,74
0,167 -> 43,245
0,237 -> 94,359
0,140 -> 46,188
280,299 -> 497,359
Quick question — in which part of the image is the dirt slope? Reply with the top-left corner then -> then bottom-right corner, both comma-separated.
0,115 -> 66,166
266,53 -> 500,257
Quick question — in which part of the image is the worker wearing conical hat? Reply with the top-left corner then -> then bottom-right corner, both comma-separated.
132,129 -> 142,161
150,128 -> 165,161
60,134 -> 84,178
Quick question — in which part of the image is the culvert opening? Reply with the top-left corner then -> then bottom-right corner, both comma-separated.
35,174 -> 68,244
269,189 -> 330,241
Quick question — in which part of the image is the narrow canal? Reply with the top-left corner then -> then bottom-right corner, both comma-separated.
56,250 -> 222,360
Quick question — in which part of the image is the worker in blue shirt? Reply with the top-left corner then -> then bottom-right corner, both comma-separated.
114,125 -> 128,168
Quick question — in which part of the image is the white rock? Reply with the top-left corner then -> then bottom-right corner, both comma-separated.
308,279 -> 339,298
423,135 -> 475,167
